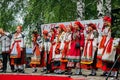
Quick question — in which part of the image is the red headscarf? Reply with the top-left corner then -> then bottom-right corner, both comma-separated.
103,16 -> 111,23
106,38 -> 114,53
102,16 -> 111,31
59,24 -> 66,32
74,21 -> 84,30
87,23 -> 96,30
43,30 -> 48,35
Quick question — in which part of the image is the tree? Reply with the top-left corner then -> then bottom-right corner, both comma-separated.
105,0 -> 111,16
84,0 -> 97,20
76,0 -> 85,20
112,0 -> 120,38
97,0 -> 104,18
23,0 -> 77,28
0,0 -> 27,31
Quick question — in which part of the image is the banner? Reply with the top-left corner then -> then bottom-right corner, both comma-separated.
41,19 -> 103,35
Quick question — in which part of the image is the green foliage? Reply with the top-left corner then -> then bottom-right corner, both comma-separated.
112,0 -> 120,9
0,0 -> 26,31
112,10 -> 120,38
23,0 -> 77,27
112,0 -> 120,38
0,0 -> 120,38
85,0 -> 97,20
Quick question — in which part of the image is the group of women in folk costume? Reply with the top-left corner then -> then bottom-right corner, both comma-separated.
30,16 -> 120,77
0,15 -> 119,76
12,15 -> 118,77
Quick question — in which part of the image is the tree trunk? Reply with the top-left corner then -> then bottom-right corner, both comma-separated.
97,0 -> 104,18
77,0 -> 85,20
105,0 -> 111,17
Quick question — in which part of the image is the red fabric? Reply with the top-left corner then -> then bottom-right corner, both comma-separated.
87,23 -> 96,30
0,74 -> 86,80
74,21 -> 84,30
59,62 -> 67,71
62,41 -> 69,58
107,18 -> 111,23
83,41 -> 88,57
68,40 -> 81,58
99,36 -> 106,49
40,52 -> 46,67
21,49 -> 26,64
81,64 -> 92,70
50,34 -> 55,42
55,32 -> 62,55
55,42 -> 61,54
80,30 -> 84,47
96,59 -> 102,68
101,61 -> 119,71
89,41 -> 93,57
103,16 -> 111,23
59,24 -> 67,32
16,42 -> 21,58
32,34 -> 39,43
83,39 -> 93,58
48,43 -> 55,64
34,45 -> 41,56
30,64 -> 36,67
106,38 -> 114,53
43,30 -> 48,35
60,41 -> 69,71
0,74 -> 77,80
11,40 -> 22,58
102,65 -> 107,71
10,58 -> 14,65
68,30 -> 84,59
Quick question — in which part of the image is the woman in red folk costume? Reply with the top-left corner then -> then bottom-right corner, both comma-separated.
101,34 -> 120,77
10,26 -> 25,73
96,16 -> 112,76
67,21 -> 84,75
53,24 -> 66,74
81,23 -> 98,76
46,28 -> 57,73
59,24 -> 73,74
97,16 -> 111,68
30,30 -> 41,73
40,30 -> 51,73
